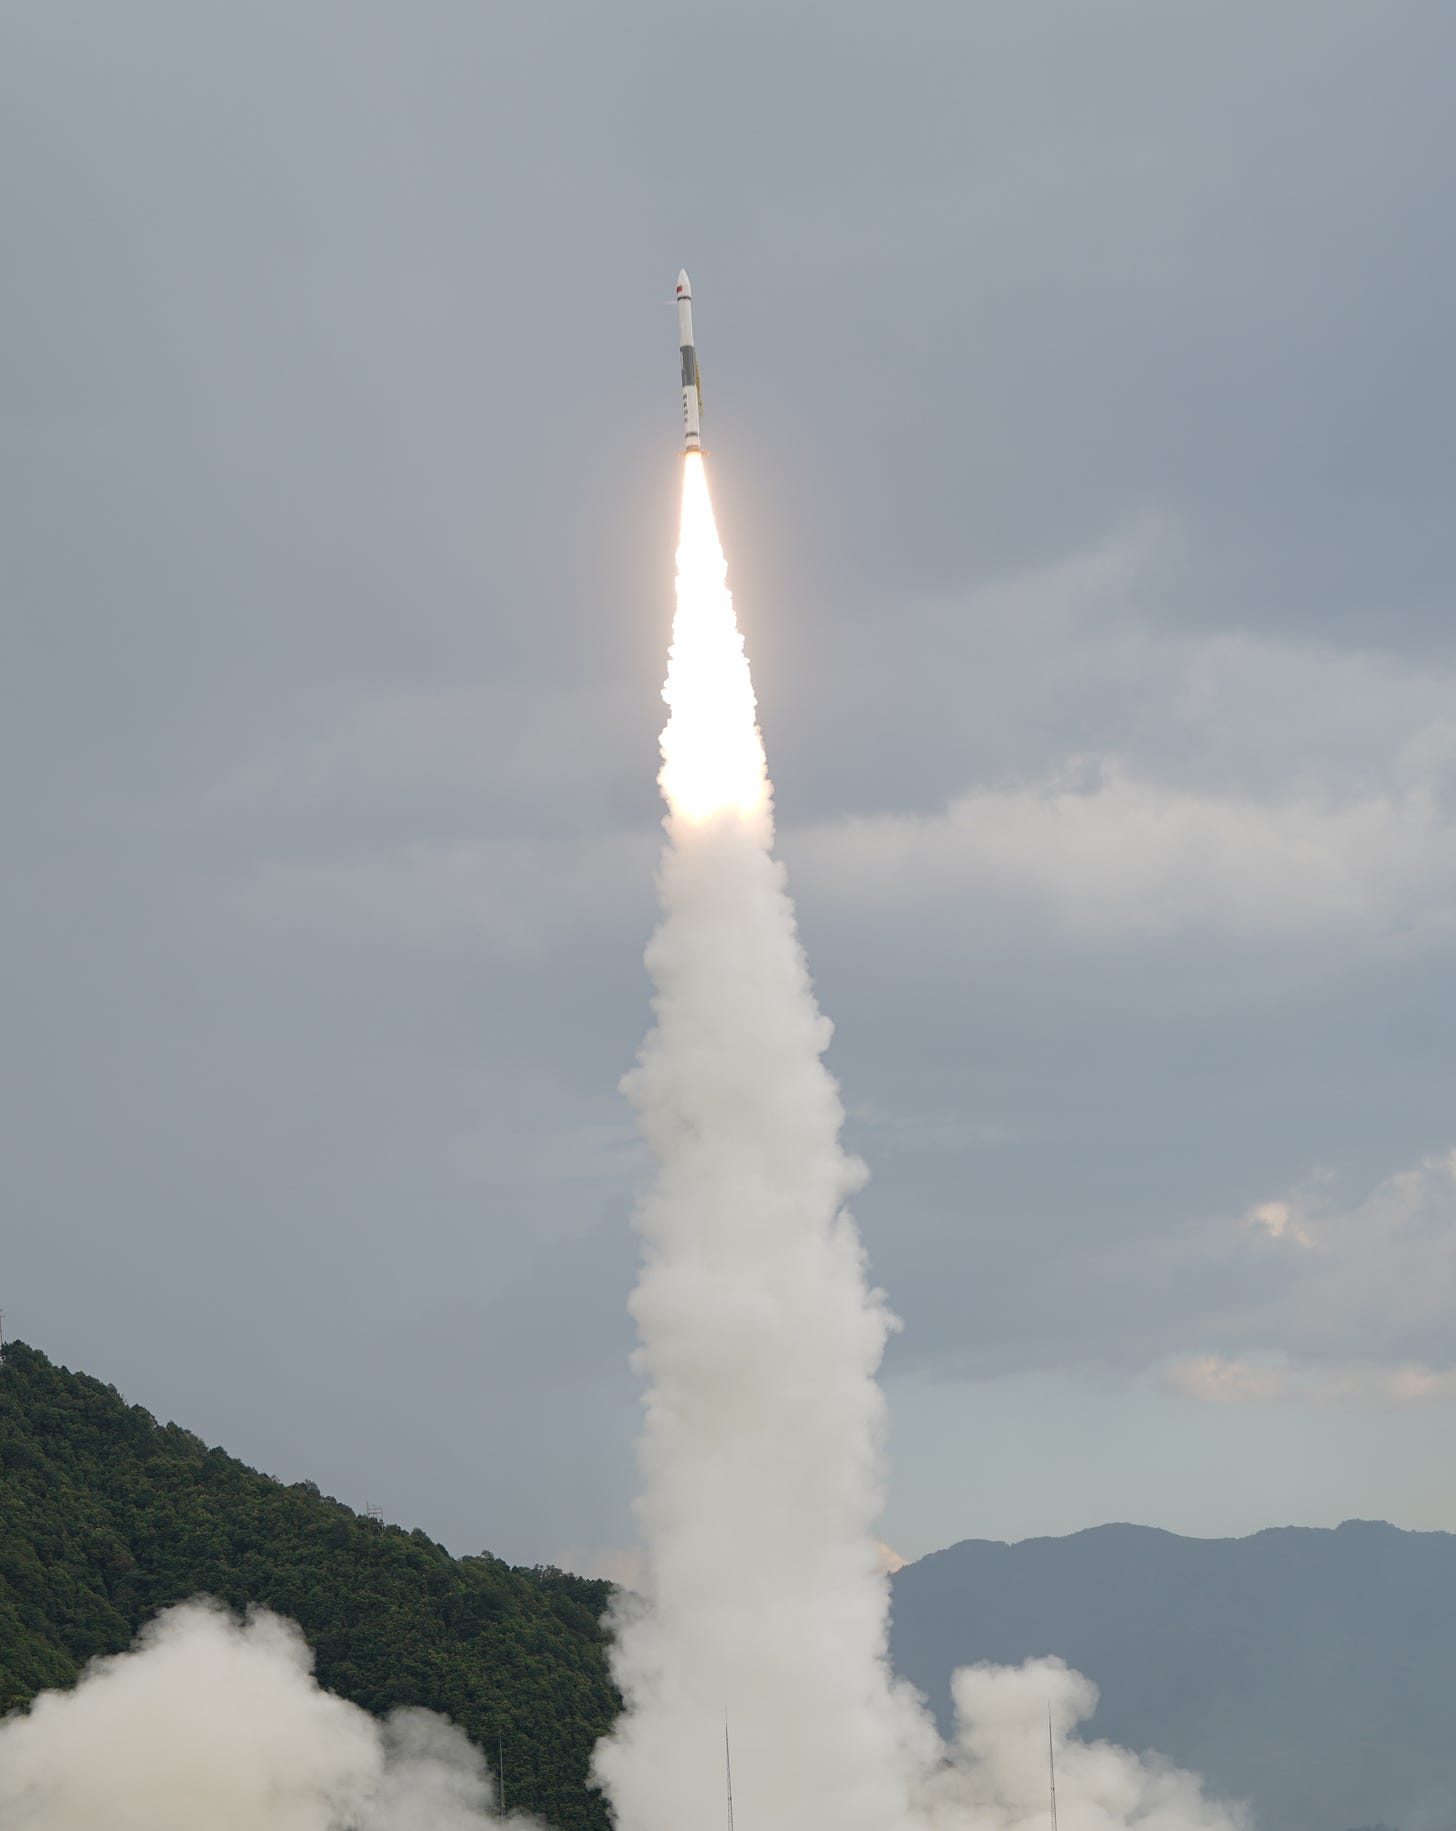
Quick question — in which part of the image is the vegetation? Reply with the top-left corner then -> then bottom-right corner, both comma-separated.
0,1340 -> 618,1831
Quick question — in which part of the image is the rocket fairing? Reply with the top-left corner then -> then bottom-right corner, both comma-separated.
676,269 -> 702,453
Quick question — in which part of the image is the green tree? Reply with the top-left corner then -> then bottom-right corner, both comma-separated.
0,1340 -> 619,1831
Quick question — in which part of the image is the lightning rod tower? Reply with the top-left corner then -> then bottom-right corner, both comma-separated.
1048,1705 -> 1059,1831
724,1714 -> 735,1831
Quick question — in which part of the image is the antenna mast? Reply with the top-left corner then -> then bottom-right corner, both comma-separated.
1048,1706 -> 1059,1831
724,1714 -> 736,1831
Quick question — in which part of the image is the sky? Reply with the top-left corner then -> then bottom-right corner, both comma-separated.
3,0 -> 1455,1566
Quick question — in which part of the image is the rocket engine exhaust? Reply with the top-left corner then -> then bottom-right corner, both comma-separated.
591,278 -> 925,1831
591,273 -> 1246,1831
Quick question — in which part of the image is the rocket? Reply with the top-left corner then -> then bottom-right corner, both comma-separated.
676,269 -> 702,452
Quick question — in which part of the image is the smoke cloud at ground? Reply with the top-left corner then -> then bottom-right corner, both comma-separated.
0,1600 -> 513,1831
918,1660 -> 1245,1831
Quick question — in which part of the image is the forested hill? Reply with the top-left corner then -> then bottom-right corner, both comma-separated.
0,1340 -> 618,1831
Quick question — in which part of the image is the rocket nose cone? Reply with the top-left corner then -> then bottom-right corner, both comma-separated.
676,269 -> 691,298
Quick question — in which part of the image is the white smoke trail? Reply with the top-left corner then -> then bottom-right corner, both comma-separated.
593,455 -> 933,1831
0,1599 -> 516,1831
593,455 -> 1245,1831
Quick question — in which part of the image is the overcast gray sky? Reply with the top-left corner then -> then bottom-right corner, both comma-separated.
4,1 -> 1455,1565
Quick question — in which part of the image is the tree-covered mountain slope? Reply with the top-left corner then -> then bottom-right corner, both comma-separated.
0,1340 -> 618,1831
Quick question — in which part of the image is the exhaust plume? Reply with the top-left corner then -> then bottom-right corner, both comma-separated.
593,454 -> 931,1831
593,455 -> 1244,1831
0,1599 -> 515,1831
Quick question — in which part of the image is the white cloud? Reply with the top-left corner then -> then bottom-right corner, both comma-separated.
917,1656 -> 1245,1831
1239,1149 -> 1456,1353
1245,1200 -> 1311,1247
790,762 -> 1456,943
1168,1149 -> 1456,1402
776,523 -> 1456,949
237,733 -> 1456,961
1162,1354 -> 1456,1409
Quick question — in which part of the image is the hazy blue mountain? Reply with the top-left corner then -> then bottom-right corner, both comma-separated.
890,1520 -> 1456,1831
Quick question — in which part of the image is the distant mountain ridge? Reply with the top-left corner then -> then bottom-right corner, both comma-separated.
890,1518 -> 1456,1831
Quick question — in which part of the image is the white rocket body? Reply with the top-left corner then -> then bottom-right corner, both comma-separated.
676,269 -> 702,452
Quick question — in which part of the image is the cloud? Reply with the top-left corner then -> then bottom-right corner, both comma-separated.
1164,1149 -> 1456,1401
1161,1355 -> 1456,1409
916,1656 -> 1245,1831
230,644 -> 1456,964
792,761 -> 1456,945
774,518 -> 1456,950
1228,1150 -> 1456,1355
882,1140 -> 1456,1403
186,515 -> 1456,981
1245,1201 -> 1310,1247
0,1599 -> 512,1831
